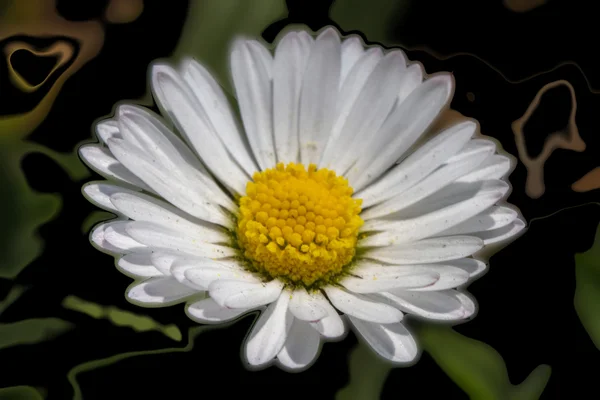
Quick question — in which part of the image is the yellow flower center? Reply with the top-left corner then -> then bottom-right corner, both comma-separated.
237,162 -> 364,287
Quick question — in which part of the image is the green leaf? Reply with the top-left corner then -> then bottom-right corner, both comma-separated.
331,0 -> 411,44
0,318 -> 74,351
419,325 -> 551,400
574,223 -> 600,349
171,0 -> 286,95
0,386 -> 43,400
62,296 -> 182,342
336,344 -> 392,400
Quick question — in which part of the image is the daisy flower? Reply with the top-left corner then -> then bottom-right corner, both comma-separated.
80,26 -> 524,371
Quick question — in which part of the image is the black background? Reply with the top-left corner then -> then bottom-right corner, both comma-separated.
1,0 -> 599,398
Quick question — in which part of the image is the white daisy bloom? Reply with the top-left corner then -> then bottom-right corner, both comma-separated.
80,26 -> 525,371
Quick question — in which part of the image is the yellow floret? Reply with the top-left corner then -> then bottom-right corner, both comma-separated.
237,162 -> 363,287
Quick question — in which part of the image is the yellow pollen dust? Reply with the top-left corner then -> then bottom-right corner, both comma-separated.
237,162 -> 364,287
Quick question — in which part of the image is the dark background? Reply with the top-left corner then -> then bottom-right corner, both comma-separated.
1,0 -> 599,398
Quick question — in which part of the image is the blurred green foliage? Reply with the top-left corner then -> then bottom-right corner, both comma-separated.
419,325 -> 551,400
336,344 -> 392,400
0,386 -> 43,400
575,222 -> 600,349
171,0 -> 286,95
62,296 -> 182,342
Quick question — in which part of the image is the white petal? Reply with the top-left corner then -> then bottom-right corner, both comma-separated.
150,64 -> 249,193
472,218 -> 526,245
277,319 -> 321,370
273,31 -> 312,163
150,251 -> 179,275
115,104 -> 235,211
230,39 -> 275,170
361,180 -> 507,247
117,253 -> 163,278
95,119 -> 120,143
309,291 -> 346,339
109,190 -> 228,243
410,264 -> 470,291
362,137 -> 492,219
245,290 -> 293,367
377,289 -> 475,321
364,236 -> 484,264
186,297 -> 253,324
184,264 -> 259,289
209,279 -> 283,309
82,182 -> 133,214
358,120 -> 475,207
340,264 -> 440,294
328,50 -> 407,174
437,206 -> 518,236
319,47 -> 383,168
125,221 -> 235,258
79,145 -> 151,190
448,258 -> 487,278
107,138 -> 232,227
299,27 -> 341,165
324,286 -> 403,324
458,155 -> 512,182
126,277 -> 198,305
288,289 -> 328,322
180,58 -> 257,176
397,63 -> 423,104
349,317 -> 418,363
340,36 -> 364,86
349,74 -> 454,191
103,221 -> 146,252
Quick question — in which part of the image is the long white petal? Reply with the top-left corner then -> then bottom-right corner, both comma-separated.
184,264 -> 259,289
319,47 -> 383,168
288,288 -> 328,322
363,236 -> 484,264
349,74 -> 454,191
209,279 -> 283,309
109,190 -> 228,243
324,286 -> 403,324
340,264 -> 440,293
362,138 -> 492,219
117,253 -> 163,278
273,31 -> 312,163
349,317 -> 418,363
125,221 -> 235,258
361,180 -> 507,246
107,138 -> 232,227
150,65 -> 249,193
277,319 -> 321,371
458,154 -> 512,182
309,291 -> 346,339
186,297 -> 253,324
95,119 -> 120,144
103,221 -> 146,252
437,206 -> 518,236
230,39 -> 275,170
180,58 -> 258,176
357,120 -> 475,207
329,50 -> 407,174
376,289 -> 476,321
79,145 -> 151,190
299,28 -> 341,164
82,182 -> 132,214
126,277 -> 198,305
340,36 -> 364,86
471,218 -> 526,245
245,290 -> 293,367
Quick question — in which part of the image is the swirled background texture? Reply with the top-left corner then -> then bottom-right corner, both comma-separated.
0,1 -> 598,398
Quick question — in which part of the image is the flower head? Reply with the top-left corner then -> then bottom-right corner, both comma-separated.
80,26 -> 524,371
